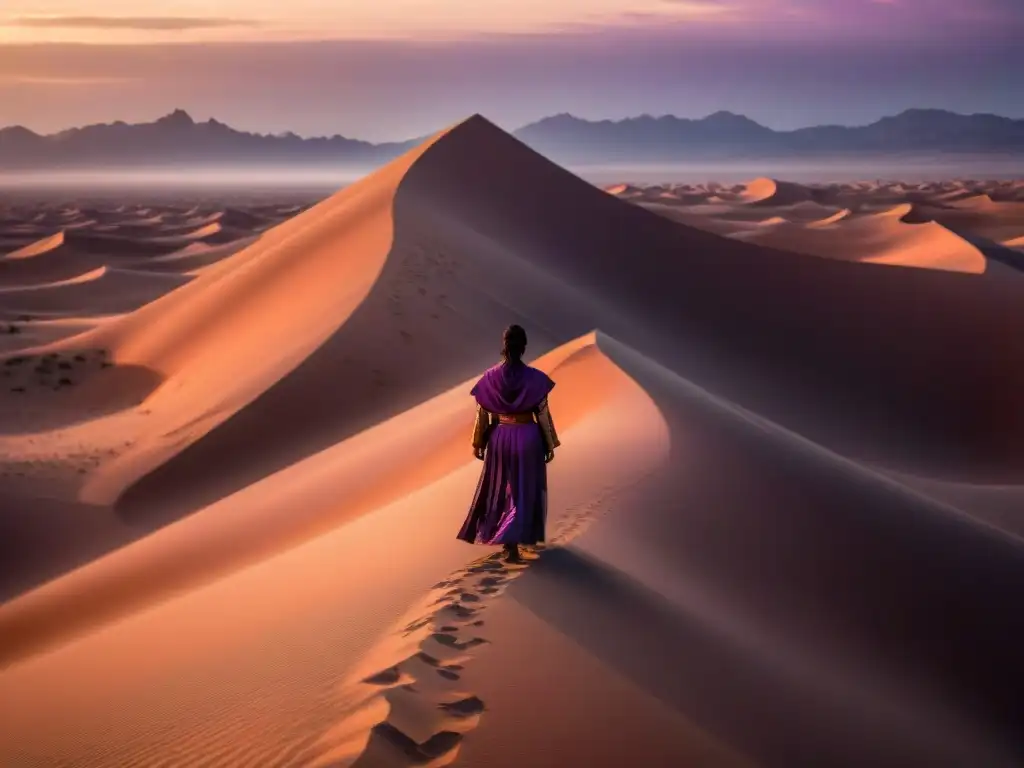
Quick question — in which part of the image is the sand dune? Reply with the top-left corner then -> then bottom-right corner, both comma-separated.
2,231 -> 67,261
806,208 -> 853,227
456,335 -> 1023,768
0,265 -> 110,293
603,182 -> 637,196
121,237 -> 260,274
135,221 -> 224,244
730,214 -> 988,272
629,203 -> 764,236
0,242 -> 110,290
737,177 -> 813,207
2,116 -> 1024,767
623,182 -> 1024,276
918,199 -> 1024,242
0,266 -> 191,316
0,316 -> 103,356
61,229 -> 199,259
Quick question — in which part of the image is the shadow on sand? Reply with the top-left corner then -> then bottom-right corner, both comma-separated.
503,546 -> 1022,768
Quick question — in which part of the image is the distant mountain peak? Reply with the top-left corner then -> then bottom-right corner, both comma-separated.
704,110 -> 762,124
0,125 -> 39,139
532,112 -> 585,125
156,109 -> 195,127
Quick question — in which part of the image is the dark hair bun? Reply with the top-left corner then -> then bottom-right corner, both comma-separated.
502,324 -> 527,364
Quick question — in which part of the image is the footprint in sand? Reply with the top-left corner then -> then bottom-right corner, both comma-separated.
438,696 -> 486,718
438,604 -> 477,620
430,633 -> 488,651
465,562 -> 504,574
361,722 -> 463,764
403,616 -> 435,636
363,666 -> 406,686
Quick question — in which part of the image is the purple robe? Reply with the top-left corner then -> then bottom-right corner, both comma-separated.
457,362 -> 556,546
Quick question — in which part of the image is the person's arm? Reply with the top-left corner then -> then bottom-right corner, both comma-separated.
536,397 -> 560,461
472,404 -> 492,460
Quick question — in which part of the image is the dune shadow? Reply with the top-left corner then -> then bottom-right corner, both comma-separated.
0,352 -> 162,433
573,338 -> 1024,765
505,546 -> 1022,768
0,354 -> 160,436
0,495 -> 129,602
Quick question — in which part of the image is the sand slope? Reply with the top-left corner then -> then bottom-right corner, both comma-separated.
621,179 -> 1024,275
729,213 -> 988,272
2,116 -> 1024,767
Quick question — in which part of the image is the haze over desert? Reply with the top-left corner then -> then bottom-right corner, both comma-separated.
0,108 -> 1023,768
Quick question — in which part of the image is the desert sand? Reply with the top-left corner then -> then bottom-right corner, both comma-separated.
1,116 -> 1024,767
612,177 -> 1024,273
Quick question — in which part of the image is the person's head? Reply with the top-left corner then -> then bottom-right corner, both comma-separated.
501,324 -> 527,365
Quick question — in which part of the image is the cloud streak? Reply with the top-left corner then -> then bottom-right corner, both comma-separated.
0,74 -> 138,85
9,16 -> 257,31
659,0 -> 734,7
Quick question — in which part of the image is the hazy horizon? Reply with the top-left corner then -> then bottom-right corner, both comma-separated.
4,155 -> 1024,193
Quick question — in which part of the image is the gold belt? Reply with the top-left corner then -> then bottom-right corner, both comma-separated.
497,412 -> 534,425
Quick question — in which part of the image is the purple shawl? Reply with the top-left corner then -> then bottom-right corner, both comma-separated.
471,362 -> 555,414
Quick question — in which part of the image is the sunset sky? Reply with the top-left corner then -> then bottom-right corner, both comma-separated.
1,0 -> 1022,140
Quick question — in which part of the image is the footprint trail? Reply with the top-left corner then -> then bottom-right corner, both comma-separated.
339,475 -> 654,767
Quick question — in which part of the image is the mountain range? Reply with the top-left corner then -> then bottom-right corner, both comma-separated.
2,108 -> 1024,170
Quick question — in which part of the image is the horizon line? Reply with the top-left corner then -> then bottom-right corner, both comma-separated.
2,106 -> 1020,146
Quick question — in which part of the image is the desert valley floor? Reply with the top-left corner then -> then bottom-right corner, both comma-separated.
2,117 -> 1024,767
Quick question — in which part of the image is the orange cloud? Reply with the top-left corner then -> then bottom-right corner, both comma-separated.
9,16 -> 257,31
0,74 -> 138,85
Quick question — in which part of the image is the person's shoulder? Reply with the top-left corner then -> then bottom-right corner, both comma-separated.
481,363 -> 504,380
526,365 -> 555,385
471,364 -> 498,395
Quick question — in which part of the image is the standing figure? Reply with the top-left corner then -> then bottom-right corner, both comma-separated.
457,325 -> 561,563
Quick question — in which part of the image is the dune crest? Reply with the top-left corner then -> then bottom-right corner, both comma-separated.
3,231 -> 66,261
737,177 -> 813,207
731,215 -> 988,272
